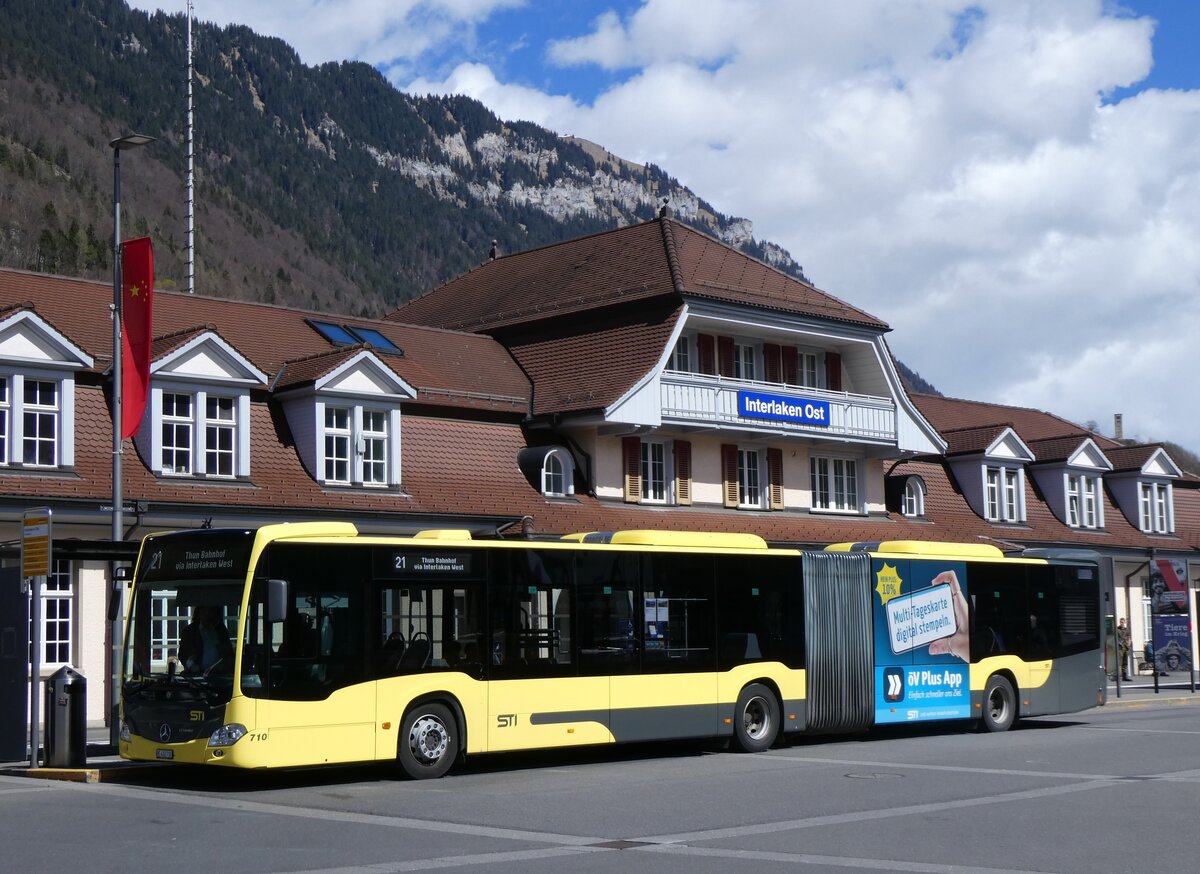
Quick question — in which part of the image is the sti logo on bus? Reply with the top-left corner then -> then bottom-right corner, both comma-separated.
496,714 -> 517,728
737,390 -> 831,427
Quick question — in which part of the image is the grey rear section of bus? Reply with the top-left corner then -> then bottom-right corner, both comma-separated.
801,551 -> 873,733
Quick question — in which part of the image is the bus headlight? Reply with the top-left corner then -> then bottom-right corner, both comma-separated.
207,723 -> 247,748
119,721 -> 131,743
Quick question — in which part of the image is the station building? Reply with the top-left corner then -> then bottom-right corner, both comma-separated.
0,214 -> 1195,728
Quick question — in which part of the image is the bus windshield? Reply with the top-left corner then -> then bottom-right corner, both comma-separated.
122,530 -> 255,703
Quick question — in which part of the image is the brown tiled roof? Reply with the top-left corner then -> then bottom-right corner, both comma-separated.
389,217 -> 889,332
1105,444 -> 1169,473
1026,435 -> 1096,464
912,393 -> 1117,446
150,325 -> 218,361
273,346 -> 376,392
940,424 -> 1013,456
0,268 -> 530,412
505,302 -> 683,416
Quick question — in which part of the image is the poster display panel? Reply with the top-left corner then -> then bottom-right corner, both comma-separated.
873,558 -> 971,724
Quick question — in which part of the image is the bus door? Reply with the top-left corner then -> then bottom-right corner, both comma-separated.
610,554 -> 718,742
252,544 -> 375,766
802,552 -> 873,732
1024,568 -> 1059,714
487,549 -> 611,751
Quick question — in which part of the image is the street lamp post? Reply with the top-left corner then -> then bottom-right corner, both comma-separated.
109,133 -> 154,745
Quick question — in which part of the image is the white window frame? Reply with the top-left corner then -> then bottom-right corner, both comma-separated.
733,342 -> 757,381
161,391 -> 194,475
318,400 -> 398,488
0,372 -> 75,469
150,385 -> 249,479
205,395 -> 237,478
540,448 -> 574,497
797,350 -> 819,389
669,336 -> 691,372
1139,481 -> 1173,533
984,465 -> 1024,522
30,559 -> 73,668
324,405 -> 352,484
811,455 -> 859,513
360,409 -> 388,486
1066,473 -> 1102,529
642,441 -> 668,504
902,478 -> 925,518
738,447 -> 762,509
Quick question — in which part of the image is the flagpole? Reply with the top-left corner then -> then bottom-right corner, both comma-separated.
108,133 -> 154,747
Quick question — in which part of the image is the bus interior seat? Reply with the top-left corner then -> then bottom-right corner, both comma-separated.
398,637 -> 431,671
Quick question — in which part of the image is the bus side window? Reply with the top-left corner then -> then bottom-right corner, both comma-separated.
641,554 -> 716,673
488,549 -> 575,680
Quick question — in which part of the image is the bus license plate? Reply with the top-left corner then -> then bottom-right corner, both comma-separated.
156,749 -> 174,760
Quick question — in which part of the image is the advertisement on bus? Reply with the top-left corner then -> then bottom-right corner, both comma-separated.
873,559 -> 971,724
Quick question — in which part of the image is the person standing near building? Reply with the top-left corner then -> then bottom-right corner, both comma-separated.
1116,617 -> 1131,681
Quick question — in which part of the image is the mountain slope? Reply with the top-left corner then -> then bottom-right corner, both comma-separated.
0,0 -> 805,316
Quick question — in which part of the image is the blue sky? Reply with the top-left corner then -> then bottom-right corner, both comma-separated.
129,1 -> 1200,448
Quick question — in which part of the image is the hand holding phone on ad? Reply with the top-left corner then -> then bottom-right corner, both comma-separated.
926,570 -> 969,661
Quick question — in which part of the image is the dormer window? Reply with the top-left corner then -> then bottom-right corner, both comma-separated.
0,310 -> 91,471
153,388 -> 246,479
1139,482 -> 1172,533
984,465 -> 1024,522
902,477 -> 925,518
1066,474 -> 1102,529
541,448 -> 574,497
142,331 -> 266,480
321,403 -> 392,487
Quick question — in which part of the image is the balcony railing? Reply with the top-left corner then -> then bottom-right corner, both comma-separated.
660,370 -> 897,443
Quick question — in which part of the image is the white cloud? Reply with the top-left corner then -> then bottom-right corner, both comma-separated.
129,0 -> 1200,448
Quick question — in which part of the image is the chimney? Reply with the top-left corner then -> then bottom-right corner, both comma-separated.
489,240 -> 498,261
1114,413 -> 1123,440
659,196 -> 670,219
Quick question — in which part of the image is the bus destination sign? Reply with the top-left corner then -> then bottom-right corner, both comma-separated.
384,550 -> 475,579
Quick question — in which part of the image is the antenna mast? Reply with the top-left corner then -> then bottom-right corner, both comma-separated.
186,0 -> 196,294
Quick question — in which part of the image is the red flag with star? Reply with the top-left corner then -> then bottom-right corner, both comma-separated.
120,236 -> 154,439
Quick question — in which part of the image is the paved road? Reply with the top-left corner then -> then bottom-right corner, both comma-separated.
4,694 -> 1199,873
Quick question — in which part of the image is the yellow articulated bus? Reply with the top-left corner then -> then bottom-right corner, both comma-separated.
119,523 -> 1105,778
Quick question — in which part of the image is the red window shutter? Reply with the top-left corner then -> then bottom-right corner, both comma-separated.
696,333 -> 716,375
623,436 -> 642,503
721,443 -> 739,508
782,346 -> 799,386
674,440 -> 692,506
717,335 -> 735,377
763,343 -> 781,383
767,448 -> 784,510
825,352 -> 842,391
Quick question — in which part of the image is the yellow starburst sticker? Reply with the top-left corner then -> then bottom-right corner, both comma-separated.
875,563 -> 902,605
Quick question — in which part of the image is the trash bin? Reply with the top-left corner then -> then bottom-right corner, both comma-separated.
44,666 -> 86,768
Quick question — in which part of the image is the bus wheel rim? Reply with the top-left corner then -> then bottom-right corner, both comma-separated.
988,689 -> 1007,722
410,715 -> 448,764
744,696 -> 770,740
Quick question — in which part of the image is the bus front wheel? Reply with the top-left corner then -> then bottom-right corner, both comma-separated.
981,675 -> 1016,733
398,702 -> 458,779
732,683 -> 780,753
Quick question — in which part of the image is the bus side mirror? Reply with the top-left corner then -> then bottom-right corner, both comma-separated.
267,578 -> 289,624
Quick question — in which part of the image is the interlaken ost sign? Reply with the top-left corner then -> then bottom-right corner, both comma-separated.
737,390 -> 831,427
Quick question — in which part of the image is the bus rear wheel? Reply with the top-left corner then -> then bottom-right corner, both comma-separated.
981,675 -> 1016,733
398,702 -> 458,779
732,683 -> 780,753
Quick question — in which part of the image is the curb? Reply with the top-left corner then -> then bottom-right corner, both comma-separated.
0,762 -> 162,783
